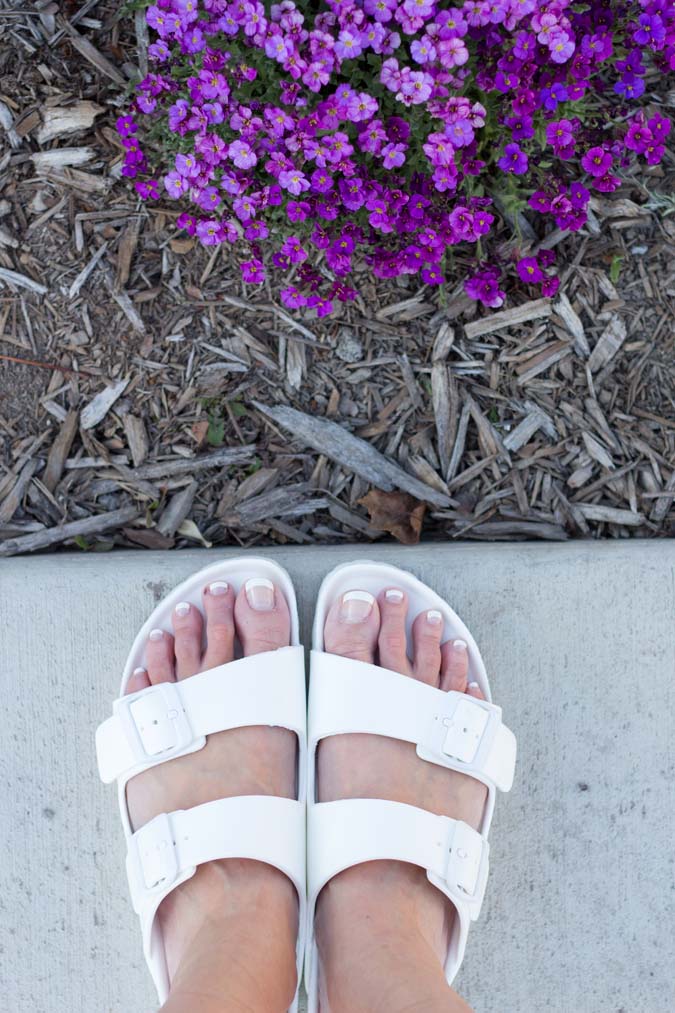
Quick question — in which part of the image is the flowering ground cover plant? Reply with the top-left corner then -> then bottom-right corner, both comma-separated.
120,0 -> 674,315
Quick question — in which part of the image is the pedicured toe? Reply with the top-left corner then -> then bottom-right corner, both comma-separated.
172,601 -> 204,679
201,581 -> 236,670
440,639 -> 469,693
234,578 -> 291,655
323,590 -> 379,663
376,588 -> 411,675
411,610 -> 443,685
146,628 -> 175,684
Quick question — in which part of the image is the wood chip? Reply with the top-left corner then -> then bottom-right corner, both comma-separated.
156,480 -> 198,537
0,506 -> 140,557
42,410 -> 79,491
36,101 -> 104,144
464,299 -> 552,339
67,241 -> 108,299
0,267 -> 47,295
80,378 -> 129,430
59,19 -> 126,85
122,414 -> 149,468
554,293 -> 590,357
31,146 -> 96,171
576,504 -> 645,526
588,316 -> 627,373
253,402 -> 451,507
431,362 -> 457,477
0,459 -> 39,524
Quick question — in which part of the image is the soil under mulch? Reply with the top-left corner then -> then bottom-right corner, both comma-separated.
1,4 -> 674,556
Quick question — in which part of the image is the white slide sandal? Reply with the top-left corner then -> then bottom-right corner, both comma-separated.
95,557 -> 307,1012
305,560 -> 517,1010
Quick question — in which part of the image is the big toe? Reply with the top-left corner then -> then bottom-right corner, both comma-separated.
323,590 -> 380,663
234,577 -> 291,656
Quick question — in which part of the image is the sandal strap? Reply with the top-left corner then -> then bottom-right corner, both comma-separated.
308,798 -> 488,920
309,651 -> 516,794
96,645 -> 306,785
130,796 -> 306,1002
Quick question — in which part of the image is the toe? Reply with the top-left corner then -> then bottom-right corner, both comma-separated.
377,588 -> 411,675
411,610 -> 443,685
146,628 -> 175,683
234,578 -> 291,656
125,667 -> 150,695
171,601 -> 204,679
324,589 -> 379,663
440,639 -> 469,693
467,679 -> 486,700
201,580 -> 236,670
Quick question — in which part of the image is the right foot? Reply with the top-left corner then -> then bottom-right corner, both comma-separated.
125,577 -> 299,1013
315,587 -> 486,1013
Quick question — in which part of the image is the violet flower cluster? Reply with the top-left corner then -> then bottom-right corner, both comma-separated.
119,0 -> 674,315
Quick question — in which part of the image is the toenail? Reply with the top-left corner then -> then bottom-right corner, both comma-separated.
340,590 -> 374,623
385,588 -> 404,603
175,601 -> 191,617
208,581 -> 229,596
426,609 -> 442,626
149,628 -> 164,641
133,667 -> 146,677
468,680 -> 479,689
454,639 -> 468,652
245,577 -> 275,611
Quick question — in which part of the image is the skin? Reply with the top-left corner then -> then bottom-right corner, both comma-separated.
125,579 -> 486,1013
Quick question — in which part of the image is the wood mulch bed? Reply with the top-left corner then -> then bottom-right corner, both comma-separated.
1,3 -> 674,556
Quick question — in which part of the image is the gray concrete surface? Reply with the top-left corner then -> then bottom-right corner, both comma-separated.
1,542 -> 673,1013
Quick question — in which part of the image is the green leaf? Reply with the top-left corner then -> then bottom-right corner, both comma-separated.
74,535 -> 89,551
229,401 -> 247,418
609,255 -> 623,284
207,413 -> 225,446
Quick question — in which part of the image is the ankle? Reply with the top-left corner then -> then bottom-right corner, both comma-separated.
161,860 -> 298,1013
316,863 -> 469,1013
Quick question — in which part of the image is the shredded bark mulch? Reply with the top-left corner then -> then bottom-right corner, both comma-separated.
1,4 -> 674,555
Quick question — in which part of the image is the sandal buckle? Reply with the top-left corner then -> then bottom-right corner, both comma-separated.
445,821 -> 489,917
127,813 -> 179,906
441,695 -> 498,766
114,682 -> 194,765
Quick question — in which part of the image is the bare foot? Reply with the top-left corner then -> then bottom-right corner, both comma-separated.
315,586 -> 487,1013
125,577 -> 298,1012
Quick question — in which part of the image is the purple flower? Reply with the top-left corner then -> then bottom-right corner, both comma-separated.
281,286 -> 307,309
279,169 -> 310,196
241,258 -> 266,283
581,146 -> 613,177
164,171 -> 189,198
280,236 -> 308,264
498,143 -> 528,175
228,139 -> 257,169
517,257 -> 544,283
196,219 -> 221,245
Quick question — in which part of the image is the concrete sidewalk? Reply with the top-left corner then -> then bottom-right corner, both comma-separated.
1,542 -> 673,1013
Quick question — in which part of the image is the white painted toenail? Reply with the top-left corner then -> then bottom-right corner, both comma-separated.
133,667 -> 146,677
245,577 -> 275,611
340,590 -> 374,623
468,681 -> 479,689
149,629 -> 164,641
209,581 -> 229,596
455,639 -> 468,652
385,588 -> 404,603
175,601 -> 191,616
426,609 -> 442,625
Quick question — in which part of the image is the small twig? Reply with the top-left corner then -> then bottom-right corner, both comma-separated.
0,353 -> 97,379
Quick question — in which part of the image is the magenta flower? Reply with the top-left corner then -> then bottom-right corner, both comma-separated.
241,259 -> 266,283
228,139 -> 257,169
498,143 -> 528,175
517,257 -> 544,283
581,146 -> 613,177
196,219 -> 221,245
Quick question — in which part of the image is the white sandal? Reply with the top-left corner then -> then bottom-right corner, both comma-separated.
95,558 -> 307,1012
305,560 -> 517,1010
